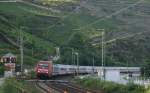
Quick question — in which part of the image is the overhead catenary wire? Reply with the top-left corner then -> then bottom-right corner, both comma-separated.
65,0 -> 145,45
92,30 -> 150,46
78,0 -> 145,30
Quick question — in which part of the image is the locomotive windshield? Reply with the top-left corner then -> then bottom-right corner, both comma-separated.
38,63 -> 49,68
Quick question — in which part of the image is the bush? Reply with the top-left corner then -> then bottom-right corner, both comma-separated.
1,78 -> 40,93
75,77 -> 146,93
28,70 -> 36,79
0,63 -> 4,76
2,78 -> 21,93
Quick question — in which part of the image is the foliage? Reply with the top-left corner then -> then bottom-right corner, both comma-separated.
0,2 -> 106,66
141,59 -> 150,77
33,0 -> 79,6
27,70 -> 36,79
0,0 -> 150,67
75,77 -> 145,93
0,2 -> 58,65
1,78 -> 40,93
146,87 -> 150,93
0,63 -> 4,76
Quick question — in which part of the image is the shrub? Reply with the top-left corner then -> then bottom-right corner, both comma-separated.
75,77 -> 146,93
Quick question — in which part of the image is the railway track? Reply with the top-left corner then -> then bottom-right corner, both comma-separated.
28,80 -> 101,93
46,80 -> 100,93
36,81 -> 50,93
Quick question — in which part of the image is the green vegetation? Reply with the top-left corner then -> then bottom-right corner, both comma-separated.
146,88 -> 150,93
32,0 -> 79,6
0,63 -> 4,76
75,77 -> 145,93
0,0 -> 150,68
0,1 -> 106,66
141,59 -> 150,77
1,78 -> 40,93
0,2 -> 58,65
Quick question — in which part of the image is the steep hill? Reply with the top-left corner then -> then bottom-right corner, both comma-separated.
0,0 -> 150,67
0,1 -> 101,66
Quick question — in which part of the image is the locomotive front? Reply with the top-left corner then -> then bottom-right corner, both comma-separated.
36,61 -> 53,79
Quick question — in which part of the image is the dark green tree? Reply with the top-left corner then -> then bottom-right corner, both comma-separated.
141,59 -> 150,77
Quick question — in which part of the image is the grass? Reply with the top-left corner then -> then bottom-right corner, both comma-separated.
37,0 -> 79,6
1,78 -> 41,93
75,77 -> 146,93
0,2 -> 58,15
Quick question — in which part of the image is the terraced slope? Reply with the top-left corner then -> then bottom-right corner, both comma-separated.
30,0 -> 150,66
0,0 -> 150,66
0,1 -> 101,65
0,2 -> 58,65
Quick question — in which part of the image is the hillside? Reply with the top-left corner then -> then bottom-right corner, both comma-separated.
0,0 -> 150,67
0,1 -> 101,66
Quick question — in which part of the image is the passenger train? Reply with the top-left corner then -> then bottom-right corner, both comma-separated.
35,60 -> 97,78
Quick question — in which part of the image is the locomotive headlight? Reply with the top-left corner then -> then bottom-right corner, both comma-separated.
45,70 -> 48,73
38,70 -> 40,73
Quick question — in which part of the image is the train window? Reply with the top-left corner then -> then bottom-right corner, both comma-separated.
60,68 -> 66,70
53,66 -> 59,71
69,68 -> 74,70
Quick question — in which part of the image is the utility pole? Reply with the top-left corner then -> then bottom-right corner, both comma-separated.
97,29 -> 105,80
20,27 -> 24,75
71,48 -> 74,65
32,48 -> 33,64
77,52 -> 79,76
92,56 -> 95,74
102,31 -> 105,80
75,52 -> 79,76
71,48 -> 76,76
62,47 -> 75,76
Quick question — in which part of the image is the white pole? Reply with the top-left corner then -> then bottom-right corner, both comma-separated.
20,27 -> 24,75
77,52 -> 79,76
92,56 -> 95,74
74,52 -> 79,76
97,29 -> 105,79
102,31 -> 104,80
72,48 -> 76,76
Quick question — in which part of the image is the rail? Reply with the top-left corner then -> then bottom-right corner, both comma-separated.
27,80 -> 102,93
35,82 -> 50,93
47,80 -> 101,93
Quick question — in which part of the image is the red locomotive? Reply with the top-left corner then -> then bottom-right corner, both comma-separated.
35,61 -> 53,79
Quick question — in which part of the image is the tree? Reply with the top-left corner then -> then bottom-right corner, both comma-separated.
141,59 -> 150,77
